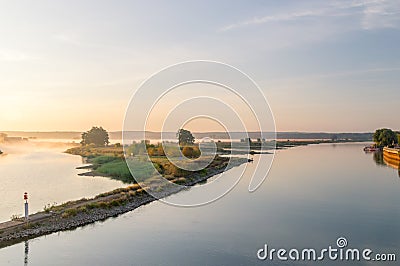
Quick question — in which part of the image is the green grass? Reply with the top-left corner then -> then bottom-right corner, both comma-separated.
128,160 -> 157,178
92,155 -> 121,165
95,155 -> 228,183
96,160 -> 133,183
90,156 -> 157,183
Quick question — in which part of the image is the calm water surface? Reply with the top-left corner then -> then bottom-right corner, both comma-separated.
0,143 -> 399,265
0,142 -> 125,222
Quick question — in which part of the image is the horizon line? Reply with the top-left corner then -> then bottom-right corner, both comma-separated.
0,130 -> 381,134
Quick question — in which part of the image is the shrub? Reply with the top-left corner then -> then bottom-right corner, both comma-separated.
62,208 -> 78,218
165,175 -> 175,180
110,199 -> 121,207
86,203 -> 98,209
127,184 -> 141,190
77,206 -> 87,213
182,146 -> 201,158
43,202 -> 58,213
199,169 -> 208,177
98,202 -> 109,209
174,177 -> 186,184
23,223 -> 35,230
10,214 -> 21,221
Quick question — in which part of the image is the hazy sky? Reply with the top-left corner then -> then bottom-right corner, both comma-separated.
0,0 -> 399,132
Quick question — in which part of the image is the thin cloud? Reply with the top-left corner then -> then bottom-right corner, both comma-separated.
270,67 -> 400,85
220,9 -> 327,32
310,67 -> 400,80
360,0 -> 400,29
220,0 -> 400,32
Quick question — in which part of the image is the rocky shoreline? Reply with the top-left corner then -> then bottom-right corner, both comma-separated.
0,157 -> 248,249
0,193 -> 156,249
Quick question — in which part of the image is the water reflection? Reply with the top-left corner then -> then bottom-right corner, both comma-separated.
372,151 -> 385,166
372,151 -> 400,177
24,241 -> 29,266
383,155 -> 400,178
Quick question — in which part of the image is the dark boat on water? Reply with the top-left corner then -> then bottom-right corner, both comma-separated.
363,145 -> 380,152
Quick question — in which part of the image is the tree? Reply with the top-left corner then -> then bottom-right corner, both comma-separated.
373,128 -> 398,147
177,129 -> 195,146
81,126 -> 109,146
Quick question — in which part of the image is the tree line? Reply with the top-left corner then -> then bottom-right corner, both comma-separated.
80,126 -> 200,158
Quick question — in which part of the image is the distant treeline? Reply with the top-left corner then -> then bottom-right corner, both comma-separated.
2,131 -> 374,141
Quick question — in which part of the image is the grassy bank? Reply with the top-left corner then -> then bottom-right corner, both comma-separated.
66,145 -> 124,158
91,156 -> 132,182
66,146 -> 133,182
65,145 -> 231,184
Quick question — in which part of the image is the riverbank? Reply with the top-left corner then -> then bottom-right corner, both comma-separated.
0,156 -> 247,249
216,139 -> 369,152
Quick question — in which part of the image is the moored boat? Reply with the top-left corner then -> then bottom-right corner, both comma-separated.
363,145 -> 380,152
383,147 -> 400,161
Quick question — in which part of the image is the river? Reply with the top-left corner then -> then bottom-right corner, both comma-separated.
0,143 -> 399,265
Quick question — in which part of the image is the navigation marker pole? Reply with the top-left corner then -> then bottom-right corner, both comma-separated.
24,192 -> 29,222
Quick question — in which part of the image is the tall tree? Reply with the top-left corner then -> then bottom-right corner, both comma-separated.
177,129 -> 195,146
81,126 -> 110,146
373,128 -> 398,147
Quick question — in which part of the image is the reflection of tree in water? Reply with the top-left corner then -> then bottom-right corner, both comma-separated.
372,152 -> 385,166
372,151 -> 400,178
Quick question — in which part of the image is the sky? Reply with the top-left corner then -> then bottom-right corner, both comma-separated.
0,0 -> 399,132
